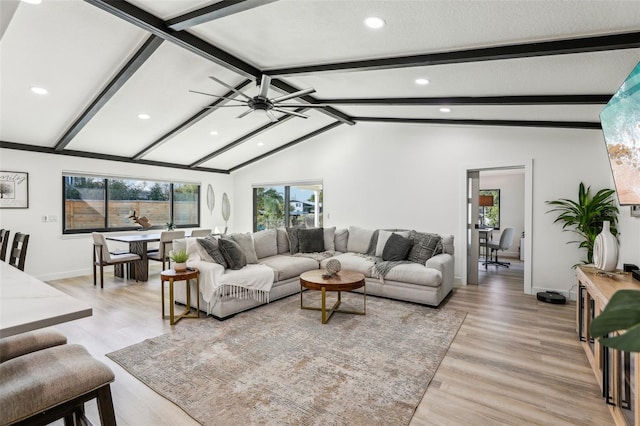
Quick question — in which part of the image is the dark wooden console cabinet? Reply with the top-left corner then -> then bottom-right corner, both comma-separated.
577,266 -> 640,426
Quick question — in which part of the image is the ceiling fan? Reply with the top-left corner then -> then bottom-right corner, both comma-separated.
190,75 -> 326,122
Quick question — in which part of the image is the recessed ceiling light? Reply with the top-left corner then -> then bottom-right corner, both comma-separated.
364,16 -> 385,29
439,107 -> 451,113
415,78 -> 430,86
137,113 -> 151,120
210,131 -> 219,136
22,0 -> 42,4
257,142 -> 264,147
30,86 -> 48,95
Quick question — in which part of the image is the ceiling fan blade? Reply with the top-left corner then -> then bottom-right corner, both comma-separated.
270,88 -> 315,103
237,109 -> 254,119
189,90 -> 248,103
272,108 -> 309,119
265,110 -> 279,122
208,75 -> 252,100
205,104 -> 248,108
258,75 -> 271,98
274,103 -> 329,108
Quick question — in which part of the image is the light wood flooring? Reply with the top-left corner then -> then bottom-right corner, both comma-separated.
45,260 -> 614,426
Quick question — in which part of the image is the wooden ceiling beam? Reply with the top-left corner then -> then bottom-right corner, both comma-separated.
54,35 -> 163,152
352,117 -> 601,130
132,79 -> 252,160
317,94 -> 612,106
269,31 -> 640,76
85,0 -> 262,80
229,121 -> 344,172
189,108 -> 308,168
167,0 -> 279,31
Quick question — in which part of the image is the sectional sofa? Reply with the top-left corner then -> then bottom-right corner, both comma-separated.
174,226 -> 454,320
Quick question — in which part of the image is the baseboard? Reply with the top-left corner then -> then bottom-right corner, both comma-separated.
38,268 -> 93,282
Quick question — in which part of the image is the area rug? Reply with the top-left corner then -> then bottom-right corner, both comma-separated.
107,293 -> 466,426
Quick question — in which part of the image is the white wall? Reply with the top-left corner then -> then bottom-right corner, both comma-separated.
479,171 -> 525,258
0,149 -> 233,280
232,122 -> 640,299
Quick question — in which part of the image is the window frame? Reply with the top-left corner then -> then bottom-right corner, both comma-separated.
252,181 -> 323,232
62,174 -> 200,234
479,188 -> 501,230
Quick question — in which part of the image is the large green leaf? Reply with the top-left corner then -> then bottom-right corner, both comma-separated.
590,290 -> 640,353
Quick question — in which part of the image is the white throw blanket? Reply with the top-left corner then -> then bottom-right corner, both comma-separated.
185,238 -> 274,315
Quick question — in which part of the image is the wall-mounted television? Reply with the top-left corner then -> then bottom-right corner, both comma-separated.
599,60 -> 640,206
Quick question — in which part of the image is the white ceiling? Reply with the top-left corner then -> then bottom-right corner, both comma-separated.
1,0 -> 639,173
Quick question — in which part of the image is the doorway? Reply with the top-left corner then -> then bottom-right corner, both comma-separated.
463,161 -> 532,294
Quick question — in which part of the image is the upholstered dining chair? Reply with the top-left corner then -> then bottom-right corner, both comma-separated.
0,229 -> 10,262
484,227 -> 515,268
148,230 -> 185,270
8,232 -> 29,271
190,229 -> 211,238
92,232 -> 141,288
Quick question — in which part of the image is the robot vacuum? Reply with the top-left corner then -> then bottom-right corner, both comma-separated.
536,291 -> 566,304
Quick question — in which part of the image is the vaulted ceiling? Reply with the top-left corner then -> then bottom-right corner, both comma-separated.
1,0 -> 639,174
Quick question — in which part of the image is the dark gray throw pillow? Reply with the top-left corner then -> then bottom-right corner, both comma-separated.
298,227 -> 325,253
197,235 -> 228,269
286,227 -> 301,254
382,233 -> 413,261
408,231 -> 442,264
217,238 -> 247,270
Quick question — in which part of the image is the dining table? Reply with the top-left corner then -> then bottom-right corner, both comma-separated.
105,233 -> 161,281
0,262 -> 93,338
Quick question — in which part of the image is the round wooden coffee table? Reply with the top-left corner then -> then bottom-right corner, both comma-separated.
299,269 -> 366,324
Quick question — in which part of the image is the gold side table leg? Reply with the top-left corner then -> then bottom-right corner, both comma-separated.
195,276 -> 200,317
169,278 -> 175,325
321,287 -> 327,324
161,279 -> 165,319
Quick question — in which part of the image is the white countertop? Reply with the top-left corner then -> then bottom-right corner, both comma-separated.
0,262 -> 92,338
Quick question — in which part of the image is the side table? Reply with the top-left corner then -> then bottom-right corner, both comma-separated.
161,268 -> 200,325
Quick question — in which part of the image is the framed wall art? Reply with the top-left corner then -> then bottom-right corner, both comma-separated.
0,171 -> 29,208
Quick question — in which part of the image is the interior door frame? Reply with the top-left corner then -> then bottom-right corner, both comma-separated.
459,159 -> 533,295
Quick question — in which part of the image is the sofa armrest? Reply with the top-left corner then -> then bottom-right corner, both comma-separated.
426,253 -> 454,294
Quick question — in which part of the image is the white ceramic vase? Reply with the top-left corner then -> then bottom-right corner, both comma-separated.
174,262 -> 187,272
593,220 -> 618,272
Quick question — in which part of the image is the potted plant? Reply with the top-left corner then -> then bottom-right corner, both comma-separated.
170,249 -> 189,272
546,182 -> 619,266
166,221 -> 175,231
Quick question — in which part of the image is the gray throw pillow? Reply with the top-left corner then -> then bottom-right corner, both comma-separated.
286,227 -> 301,254
347,226 -> 375,254
298,228 -> 325,253
408,231 -> 442,265
228,232 -> 258,264
218,238 -> 247,270
382,233 -> 413,261
197,235 -> 228,269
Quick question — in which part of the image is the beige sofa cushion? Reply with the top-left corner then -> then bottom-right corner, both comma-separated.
259,255 -> 319,281
383,263 -> 442,287
253,229 -> 278,259
347,226 -> 375,254
335,228 -> 348,252
321,253 -> 376,278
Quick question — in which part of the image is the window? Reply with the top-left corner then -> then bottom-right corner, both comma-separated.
63,174 -> 199,234
479,189 -> 500,229
253,182 -> 323,231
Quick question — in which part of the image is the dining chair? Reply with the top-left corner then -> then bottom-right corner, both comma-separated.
190,229 -> 212,238
0,229 -> 10,261
148,230 -> 185,270
8,232 -> 29,271
92,232 -> 141,288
